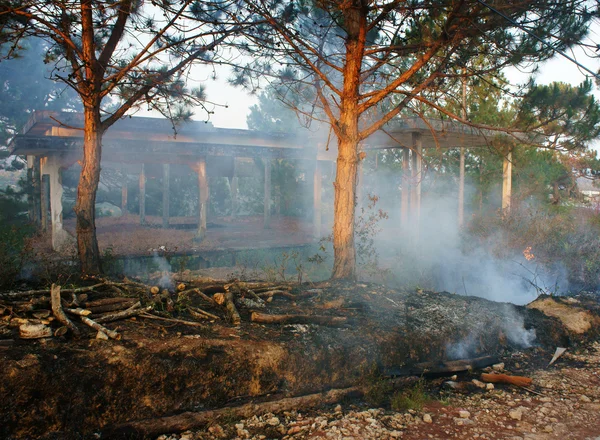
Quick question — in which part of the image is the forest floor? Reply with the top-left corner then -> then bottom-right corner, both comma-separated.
0,277 -> 599,439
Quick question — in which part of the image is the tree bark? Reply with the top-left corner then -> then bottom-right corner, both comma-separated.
75,105 -> 104,274
331,9 -> 365,280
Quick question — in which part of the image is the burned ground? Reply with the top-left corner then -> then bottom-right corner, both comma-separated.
0,279 -> 598,439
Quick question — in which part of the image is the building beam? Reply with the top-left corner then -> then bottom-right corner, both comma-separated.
121,165 -> 128,215
196,159 -> 208,240
162,163 -> 170,228
264,159 -> 271,228
458,147 -> 465,227
139,163 -> 146,225
401,147 -> 410,226
412,132 -> 422,239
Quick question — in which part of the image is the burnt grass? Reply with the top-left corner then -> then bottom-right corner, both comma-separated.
0,280 -> 594,439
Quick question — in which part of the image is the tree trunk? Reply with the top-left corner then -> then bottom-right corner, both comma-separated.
75,106 -> 104,274
332,136 -> 359,279
331,9 -> 365,280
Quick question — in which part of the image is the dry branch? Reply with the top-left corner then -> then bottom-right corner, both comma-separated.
103,386 -> 362,438
481,373 -> 533,387
187,306 -> 219,321
80,317 -> 121,340
250,312 -> 347,327
178,288 -> 217,306
65,307 -> 92,316
84,297 -> 137,308
257,290 -> 296,300
139,312 -> 207,327
95,304 -> 151,324
0,283 -> 106,300
51,285 -> 80,336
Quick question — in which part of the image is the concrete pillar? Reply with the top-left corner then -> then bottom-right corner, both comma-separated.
502,150 -> 512,213
41,171 -> 49,232
264,159 -> 271,228
121,165 -> 128,215
230,177 -> 238,218
45,156 -> 72,251
139,163 -> 146,225
32,156 -> 41,226
162,163 -> 170,228
196,159 -> 208,239
458,147 -> 465,227
401,147 -> 410,225
313,161 -> 322,238
26,156 -> 35,222
412,132 -> 422,239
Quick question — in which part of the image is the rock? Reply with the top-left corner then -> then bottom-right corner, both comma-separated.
96,331 -> 109,340
451,375 -> 458,380
454,417 -> 474,426
472,379 -> 486,389
334,404 -> 342,413
235,423 -> 244,430
486,383 -> 495,391
423,413 -> 433,424
509,409 -> 522,421
459,410 -> 471,419
493,363 -> 505,371
544,425 -> 553,433
579,395 -> 592,403
267,416 -> 280,426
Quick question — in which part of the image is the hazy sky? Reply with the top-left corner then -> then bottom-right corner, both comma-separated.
192,30 -> 600,130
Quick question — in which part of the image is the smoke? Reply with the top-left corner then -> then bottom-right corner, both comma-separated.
359,165 -> 569,306
152,249 -> 173,289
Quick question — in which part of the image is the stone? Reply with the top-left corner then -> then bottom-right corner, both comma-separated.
459,410 -> 471,419
509,409 -> 523,421
579,395 -> 592,403
267,416 -> 280,426
486,383 -> 495,391
96,331 -> 109,340
493,363 -> 505,371
472,379 -> 486,388
334,404 -> 342,413
423,414 -> 433,424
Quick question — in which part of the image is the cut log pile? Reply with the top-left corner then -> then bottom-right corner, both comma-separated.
0,277 -> 338,341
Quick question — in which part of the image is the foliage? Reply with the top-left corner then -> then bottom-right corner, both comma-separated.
390,380 -> 429,412
0,181 -> 34,288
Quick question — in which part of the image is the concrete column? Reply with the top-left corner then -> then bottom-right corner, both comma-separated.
26,156 -> 35,222
139,163 -> 146,225
412,132 -> 422,239
502,150 -> 512,213
458,147 -> 465,227
313,161 -> 322,238
264,159 -> 271,228
32,156 -> 41,226
162,163 -> 170,228
41,171 -> 49,232
196,159 -> 208,239
230,160 -> 238,218
45,156 -> 72,251
121,165 -> 128,215
401,147 -> 410,226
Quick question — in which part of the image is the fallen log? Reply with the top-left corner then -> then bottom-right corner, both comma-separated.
480,373 -> 533,387
178,288 -> 217,306
384,355 -> 500,377
250,312 -> 347,327
102,386 -> 362,439
95,304 -> 151,324
224,291 -> 241,326
0,283 -> 106,300
87,300 -> 138,315
80,316 -> 121,340
51,284 -> 79,336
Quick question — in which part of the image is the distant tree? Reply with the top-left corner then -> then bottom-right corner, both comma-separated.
0,1 -> 244,273
230,0 -> 595,279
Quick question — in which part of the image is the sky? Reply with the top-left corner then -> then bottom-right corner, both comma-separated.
180,23 -> 600,131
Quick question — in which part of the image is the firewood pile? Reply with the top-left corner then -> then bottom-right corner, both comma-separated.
0,275 -> 340,343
